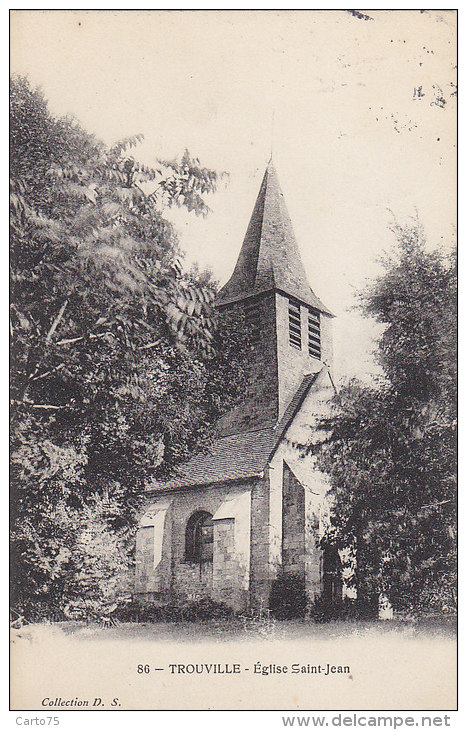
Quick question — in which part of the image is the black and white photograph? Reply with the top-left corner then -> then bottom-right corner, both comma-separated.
10,9 -> 457,714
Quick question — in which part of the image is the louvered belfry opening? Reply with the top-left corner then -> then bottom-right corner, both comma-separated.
288,298 -> 301,350
308,308 -> 321,359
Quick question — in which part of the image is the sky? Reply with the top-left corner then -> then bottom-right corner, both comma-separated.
10,9 -> 457,383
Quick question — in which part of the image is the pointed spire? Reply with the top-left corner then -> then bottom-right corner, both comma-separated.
216,162 -> 332,314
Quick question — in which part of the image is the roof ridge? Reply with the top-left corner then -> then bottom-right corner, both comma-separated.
250,168 -> 266,291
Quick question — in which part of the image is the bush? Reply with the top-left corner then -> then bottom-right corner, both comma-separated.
10,600 -> 67,625
115,596 -> 234,623
181,597 -> 234,621
310,595 -> 378,622
269,573 -> 307,619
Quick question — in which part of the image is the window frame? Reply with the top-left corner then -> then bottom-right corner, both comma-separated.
185,510 -> 214,563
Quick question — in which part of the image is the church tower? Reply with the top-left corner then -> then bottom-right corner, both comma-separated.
215,160 -> 334,436
136,159 -> 337,613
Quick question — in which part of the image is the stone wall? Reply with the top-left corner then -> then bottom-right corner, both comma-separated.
249,472 -> 276,609
134,480 -> 256,612
282,462 -> 305,575
305,491 -> 323,602
134,459 -> 330,609
212,491 -> 251,607
134,501 -> 172,599
216,292 -> 279,435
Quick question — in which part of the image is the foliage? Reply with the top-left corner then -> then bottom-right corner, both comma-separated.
318,222 -> 456,614
10,75 -> 246,619
115,597 -> 234,623
310,595 -> 377,623
269,573 -> 307,619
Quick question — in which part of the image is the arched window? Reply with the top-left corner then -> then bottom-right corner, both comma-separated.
185,511 -> 214,563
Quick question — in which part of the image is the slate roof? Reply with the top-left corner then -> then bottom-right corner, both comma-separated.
147,370 -> 324,492
148,427 -> 277,490
216,160 -> 332,315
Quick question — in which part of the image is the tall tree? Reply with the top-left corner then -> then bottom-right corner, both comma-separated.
10,76 -> 247,618
318,222 -> 456,614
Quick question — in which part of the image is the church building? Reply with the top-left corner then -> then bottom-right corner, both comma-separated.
134,160 -> 338,612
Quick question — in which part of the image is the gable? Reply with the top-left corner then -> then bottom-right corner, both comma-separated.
281,367 -> 335,449
266,367 -> 334,497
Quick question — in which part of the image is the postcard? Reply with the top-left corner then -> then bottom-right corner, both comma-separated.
10,9 -> 457,714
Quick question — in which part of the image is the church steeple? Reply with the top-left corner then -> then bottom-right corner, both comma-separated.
216,160 -> 331,315
215,161 -> 334,437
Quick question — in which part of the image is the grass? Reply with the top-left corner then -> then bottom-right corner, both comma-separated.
50,614 -> 456,644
